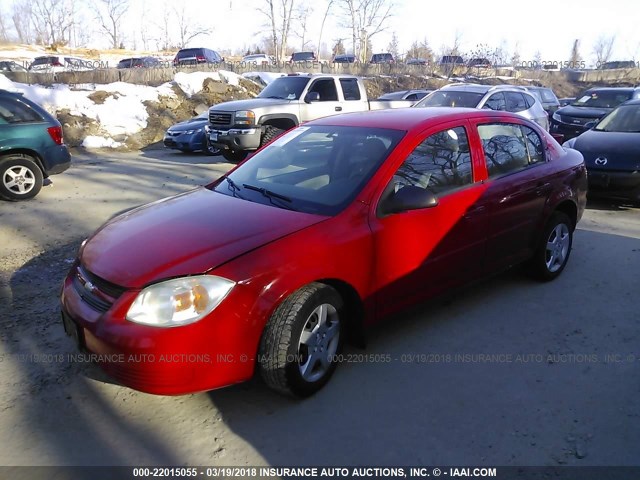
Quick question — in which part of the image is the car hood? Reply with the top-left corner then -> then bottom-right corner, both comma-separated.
557,105 -> 612,119
81,187 -> 327,288
209,98 -> 290,112
572,130 -> 640,171
169,118 -> 208,131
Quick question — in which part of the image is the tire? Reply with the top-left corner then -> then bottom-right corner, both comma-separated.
221,149 -> 248,163
260,125 -> 285,148
202,137 -> 221,156
0,154 -> 44,201
258,283 -> 344,398
528,212 -> 573,281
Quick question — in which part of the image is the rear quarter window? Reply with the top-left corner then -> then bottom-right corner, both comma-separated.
0,98 -> 43,124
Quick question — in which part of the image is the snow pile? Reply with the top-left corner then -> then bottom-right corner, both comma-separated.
82,136 -> 123,148
173,70 -> 244,97
241,71 -> 285,85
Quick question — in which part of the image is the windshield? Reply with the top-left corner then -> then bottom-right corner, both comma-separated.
594,104 -> 640,132
212,125 -> 406,215
571,91 -> 632,108
414,91 -> 484,108
258,76 -> 310,100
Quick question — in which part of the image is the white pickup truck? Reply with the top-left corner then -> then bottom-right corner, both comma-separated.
207,74 -> 412,162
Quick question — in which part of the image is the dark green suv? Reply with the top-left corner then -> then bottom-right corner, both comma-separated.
0,89 -> 70,200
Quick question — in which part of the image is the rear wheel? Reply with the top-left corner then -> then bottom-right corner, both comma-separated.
0,154 -> 43,201
528,212 -> 573,281
258,283 -> 344,397
221,149 -> 248,163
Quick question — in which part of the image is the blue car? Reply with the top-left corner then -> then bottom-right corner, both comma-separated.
163,112 -> 219,155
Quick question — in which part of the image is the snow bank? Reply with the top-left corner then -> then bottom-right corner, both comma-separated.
173,70 -> 245,97
242,71 -> 285,85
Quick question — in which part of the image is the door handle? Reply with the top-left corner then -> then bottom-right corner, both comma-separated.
335,106 -> 342,111
535,182 -> 552,196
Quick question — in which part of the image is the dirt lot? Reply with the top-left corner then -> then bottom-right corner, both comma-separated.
0,146 -> 639,467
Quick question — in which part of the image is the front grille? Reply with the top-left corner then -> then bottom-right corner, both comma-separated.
564,116 -> 594,126
209,112 -> 232,126
72,265 -> 126,313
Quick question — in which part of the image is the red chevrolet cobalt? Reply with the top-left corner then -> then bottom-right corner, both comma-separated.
61,108 -> 587,397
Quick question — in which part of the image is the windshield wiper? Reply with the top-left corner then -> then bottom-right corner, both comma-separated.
224,177 -> 246,199
242,183 -> 296,210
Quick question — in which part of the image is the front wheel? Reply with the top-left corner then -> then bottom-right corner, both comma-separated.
258,283 -> 344,397
221,149 -> 248,163
0,154 -> 44,201
202,137 -> 221,156
528,212 -> 573,281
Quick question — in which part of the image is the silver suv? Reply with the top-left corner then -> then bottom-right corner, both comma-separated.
414,84 -> 550,130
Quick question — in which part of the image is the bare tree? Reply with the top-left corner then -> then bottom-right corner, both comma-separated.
0,5 -> 10,42
387,31 -> 399,60
93,0 -> 129,49
317,0 -> 334,58
510,42 -> 521,67
30,0 -> 77,46
406,38 -> 434,63
12,1 -> 35,44
569,39 -> 582,65
338,0 -> 393,61
294,3 -> 314,51
174,4 -> 209,48
593,35 -> 615,66
259,0 -> 297,61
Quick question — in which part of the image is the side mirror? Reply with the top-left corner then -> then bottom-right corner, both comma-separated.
384,185 -> 439,214
304,91 -> 320,103
584,120 -> 597,129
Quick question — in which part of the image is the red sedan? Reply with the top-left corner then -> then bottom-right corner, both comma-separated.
61,108 -> 587,397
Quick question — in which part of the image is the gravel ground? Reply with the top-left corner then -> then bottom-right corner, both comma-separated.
0,147 -> 639,467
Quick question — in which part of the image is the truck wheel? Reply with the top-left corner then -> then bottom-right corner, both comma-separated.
258,283 -> 344,398
0,154 -> 44,201
260,125 -> 285,148
221,150 -> 248,163
528,212 -> 573,281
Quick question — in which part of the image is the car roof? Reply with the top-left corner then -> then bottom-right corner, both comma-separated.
308,107 -> 529,133
440,83 -> 537,95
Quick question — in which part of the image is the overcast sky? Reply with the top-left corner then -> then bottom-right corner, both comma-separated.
169,0 -> 639,64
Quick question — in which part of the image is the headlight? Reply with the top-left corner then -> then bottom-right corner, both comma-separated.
552,112 -> 562,123
183,128 -> 202,135
126,275 -> 235,327
235,110 -> 255,125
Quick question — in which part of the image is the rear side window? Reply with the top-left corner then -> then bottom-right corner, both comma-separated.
339,78 -> 361,100
391,126 -> 473,196
484,93 -> 506,111
523,93 -> 536,109
0,97 -> 43,124
478,123 -> 544,177
540,89 -> 557,102
505,92 -> 527,112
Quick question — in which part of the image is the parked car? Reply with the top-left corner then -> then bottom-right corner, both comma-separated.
207,74 -> 412,162
173,48 -> 223,67
550,87 -> 640,142
414,84 -> 550,130
522,86 -> 560,116
332,54 -> 357,64
0,61 -> 28,73
467,58 -> 491,68
378,89 -> 433,102
28,56 -> 93,73
117,57 -> 161,69
563,99 -> 640,203
0,90 -> 70,200
290,51 -> 317,63
439,55 -> 465,66
242,54 -> 274,65
61,108 -> 587,397
370,53 -> 395,64
559,98 -> 575,107
163,111 -> 219,156
598,60 -> 636,70
406,58 -> 428,65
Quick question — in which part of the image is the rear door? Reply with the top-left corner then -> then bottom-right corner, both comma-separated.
475,121 -> 552,271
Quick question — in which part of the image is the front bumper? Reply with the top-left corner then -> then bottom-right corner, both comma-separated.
208,127 -> 262,152
60,264 -> 262,395
587,168 -> 640,202
163,131 -> 204,151
550,121 -> 590,142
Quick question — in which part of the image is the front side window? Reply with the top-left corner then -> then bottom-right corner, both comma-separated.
390,126 -> 473,197
212,125 -> 405,215
478,123 -> 544,177
308,79 -> 338,101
